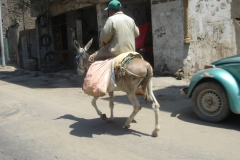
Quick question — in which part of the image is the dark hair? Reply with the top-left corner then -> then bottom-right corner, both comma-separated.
110,7 -> 121,12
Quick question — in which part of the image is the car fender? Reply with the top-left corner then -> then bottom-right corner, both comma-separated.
188,68 -> 240,114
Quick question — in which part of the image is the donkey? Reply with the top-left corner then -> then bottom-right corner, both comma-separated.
74,39 -> 160,137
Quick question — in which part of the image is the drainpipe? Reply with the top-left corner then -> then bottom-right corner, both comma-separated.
0,0 -> 5,66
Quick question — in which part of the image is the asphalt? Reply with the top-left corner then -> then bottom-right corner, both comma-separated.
2,65 -> 240,160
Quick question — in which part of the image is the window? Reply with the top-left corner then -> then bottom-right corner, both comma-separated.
52,14 -> 68,51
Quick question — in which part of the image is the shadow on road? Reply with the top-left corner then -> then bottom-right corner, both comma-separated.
102,85 -> 240,132
55,114 -> 150,138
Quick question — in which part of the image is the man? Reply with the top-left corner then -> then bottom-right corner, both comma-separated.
88,0 -> 140,65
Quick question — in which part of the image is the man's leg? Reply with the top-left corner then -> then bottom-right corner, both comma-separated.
88,46 -> 114,65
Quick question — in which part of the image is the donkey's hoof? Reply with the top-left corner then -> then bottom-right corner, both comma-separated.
101,114 -> 107,120
123,125 -> 130,129
107,119 -> 114,123
151,131 -> 158,137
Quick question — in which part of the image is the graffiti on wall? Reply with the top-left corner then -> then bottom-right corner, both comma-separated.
154,26 -> 166,38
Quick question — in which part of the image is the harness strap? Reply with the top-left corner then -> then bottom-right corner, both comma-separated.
124,55 -> 137,67
119,67 -> 152,78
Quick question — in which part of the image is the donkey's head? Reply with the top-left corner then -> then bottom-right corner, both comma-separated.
74,39 -> 93,75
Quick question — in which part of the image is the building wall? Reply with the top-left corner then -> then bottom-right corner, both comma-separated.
183,0 -> 238,79
1,0 -> 36,66
1,0 -> 9,37
151,0 -> 184,71
28,0 -> 239,75
7,27 -> 19,66
47,2 -> 92,17
150,0 -> 239,79
8,0 -> 36,30
19,29 -> 37,69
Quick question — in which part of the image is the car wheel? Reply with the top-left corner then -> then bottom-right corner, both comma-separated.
192,82 -> 230,122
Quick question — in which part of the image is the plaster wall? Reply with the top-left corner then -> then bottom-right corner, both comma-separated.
184,0 -> 237,79
151,0 -> 184,71
231,0 -> 240,53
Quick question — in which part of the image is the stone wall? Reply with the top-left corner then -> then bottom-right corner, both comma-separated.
1,0 -> 9,37
7,0 -> 36,31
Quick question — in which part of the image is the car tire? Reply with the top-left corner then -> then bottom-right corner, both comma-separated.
36,14 -> 48,28
39,34 -> 52,47
43,10 -> 52,24
43,51 -> 57,64
192,82 -> 230,122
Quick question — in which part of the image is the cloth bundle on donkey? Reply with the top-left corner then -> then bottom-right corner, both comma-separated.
83,52 -> 143,97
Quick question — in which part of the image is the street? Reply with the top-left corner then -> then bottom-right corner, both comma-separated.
0,66 -> 240,160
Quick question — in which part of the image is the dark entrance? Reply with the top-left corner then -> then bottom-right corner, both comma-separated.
80,6 -> 99,52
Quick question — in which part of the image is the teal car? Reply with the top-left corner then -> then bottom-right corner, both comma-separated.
181,54 -> 240,122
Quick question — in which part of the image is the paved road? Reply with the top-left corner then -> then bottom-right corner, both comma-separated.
0,66 -> 240,160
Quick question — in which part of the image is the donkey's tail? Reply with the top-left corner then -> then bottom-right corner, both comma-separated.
140,63 -> 154,103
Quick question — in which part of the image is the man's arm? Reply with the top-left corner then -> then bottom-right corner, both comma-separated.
134,24 -> 140,38
100,19 -> 114,45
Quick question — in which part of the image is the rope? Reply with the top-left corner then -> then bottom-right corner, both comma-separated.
120,67 -> 147,78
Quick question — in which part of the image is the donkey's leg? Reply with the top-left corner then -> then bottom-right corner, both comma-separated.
123,93 -> 142,129
148,79 -> 160,137
107,91 -> 114,123
91,97 -> 106,120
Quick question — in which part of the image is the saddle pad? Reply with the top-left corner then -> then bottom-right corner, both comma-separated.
114,51 -> 143,69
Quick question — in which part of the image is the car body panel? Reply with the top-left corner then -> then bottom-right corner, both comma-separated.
188,68 -> 240,114
217,64 -> 240,83
212,54 -> 240,65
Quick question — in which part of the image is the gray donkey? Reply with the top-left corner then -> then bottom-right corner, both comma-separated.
74,39 -> 160,137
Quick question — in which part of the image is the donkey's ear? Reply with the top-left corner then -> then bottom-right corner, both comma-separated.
73,40 -> 80,51
84,38 -> 93,51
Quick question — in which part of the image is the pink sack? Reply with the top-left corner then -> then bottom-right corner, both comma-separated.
83,59 -> 115,97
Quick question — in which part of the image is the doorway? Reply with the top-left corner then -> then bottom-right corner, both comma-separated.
80,6 -> 99,52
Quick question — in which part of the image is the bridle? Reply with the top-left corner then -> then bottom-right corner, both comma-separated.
75,49 -> 85,71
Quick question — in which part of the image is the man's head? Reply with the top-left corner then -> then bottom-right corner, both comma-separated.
105,0 -> 122,16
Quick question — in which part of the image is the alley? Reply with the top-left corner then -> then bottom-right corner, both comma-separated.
0,66 -> 240,160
